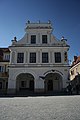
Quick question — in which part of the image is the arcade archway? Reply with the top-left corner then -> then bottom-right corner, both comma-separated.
44,73 -> 63,92
16,73 -> 34,92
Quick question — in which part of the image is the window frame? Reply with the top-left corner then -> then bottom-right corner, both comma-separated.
17,53 -> 24,63
42,52 -> 49,63
30,52 -> 36,63
42,35 -> 47,44
0,66 -> 4,72
31,35 -> 36,44
55,52 -> 61,63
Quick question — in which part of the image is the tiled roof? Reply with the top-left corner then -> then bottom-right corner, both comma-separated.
72,56 -> 80,67
0,48 -> 10,53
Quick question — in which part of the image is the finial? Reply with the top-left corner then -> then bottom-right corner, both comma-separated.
48,20 -> 51,23
62,36 -> 64,39
27,20 -> 30,23
14,36 -> 17,41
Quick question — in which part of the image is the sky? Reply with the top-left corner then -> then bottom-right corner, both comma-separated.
0,0 -> 80,62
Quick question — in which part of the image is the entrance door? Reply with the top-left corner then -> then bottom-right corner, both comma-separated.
29,80 -> 34,90
47,80 -> 53,91
20,81 -> 26,90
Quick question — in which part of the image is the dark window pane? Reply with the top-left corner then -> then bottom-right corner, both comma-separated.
55,52 -> 61,63
21,81 -> 25,87
31,35 -> 36,44
42,53 -> 48,63
17,53 -> 24,63
0,82 -> 2,89
0,66 -> 1,72
30,53 -> 36,63
0,66 -> 4,72
42,35 -> 47,44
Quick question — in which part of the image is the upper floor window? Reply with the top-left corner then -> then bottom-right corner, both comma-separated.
55,52 -> 61,63
42,35 -> 47,44
31,35 -> 36,44
30,53 -> 36,63
3,54 -> 10,61
0,66 -> 4,72
71,70 -> 74,75
17,53 -> 24,63
42,52 -> 48,63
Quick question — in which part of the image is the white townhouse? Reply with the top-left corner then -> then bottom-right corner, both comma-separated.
8,21 -> 70,94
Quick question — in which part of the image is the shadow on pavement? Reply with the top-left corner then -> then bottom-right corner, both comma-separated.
0,91 -> 79,98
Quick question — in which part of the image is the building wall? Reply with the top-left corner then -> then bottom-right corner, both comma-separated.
8,21 -> 70,94
70,62 -> 80,80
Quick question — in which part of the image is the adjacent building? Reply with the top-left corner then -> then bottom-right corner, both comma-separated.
0,48 -> 10,93
70,56 -> 80,89
7,21 -> 70,94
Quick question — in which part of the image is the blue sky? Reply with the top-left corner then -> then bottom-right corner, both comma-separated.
0,0 -> 80,62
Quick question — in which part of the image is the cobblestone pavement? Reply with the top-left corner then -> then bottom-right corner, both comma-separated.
0,95 -> 80,120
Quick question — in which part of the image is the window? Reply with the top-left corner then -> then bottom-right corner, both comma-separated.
4,54 -> 10,61
71,70 -> 74,75
31,35 -> 36,44
0,66 -> 4,72
17,53 -> 24,63
42,53 -> 48,63
55,52 -> 61,63
30,53 -> 36,63
0,82 -> 2,89
42,35 -> 47,44
21,81 -> 26,88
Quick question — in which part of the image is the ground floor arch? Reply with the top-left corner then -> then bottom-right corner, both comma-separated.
16,73 -> 34,92
44,73 -> 63,92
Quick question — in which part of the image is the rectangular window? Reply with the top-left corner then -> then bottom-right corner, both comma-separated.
17,53 -> 24,63
0,82 -> 2,89
31,35 -> 36,44
42,53 -> 48,63
42,35 -> 47,44
30,53 -> 36,63
55,52 -> 61,63
4,54 -> 10,61
0,66 -> 4,72
21,81 -> 26,88
0,66 -> 1,72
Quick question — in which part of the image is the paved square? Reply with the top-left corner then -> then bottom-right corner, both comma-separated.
0,95 -> 80,120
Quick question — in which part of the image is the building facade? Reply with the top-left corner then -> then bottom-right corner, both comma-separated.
70,56 -> 80,91
0,48 -> 10,93
7,21 -> 70,94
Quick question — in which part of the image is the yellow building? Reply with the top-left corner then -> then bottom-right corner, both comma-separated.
70,56 -> 80,93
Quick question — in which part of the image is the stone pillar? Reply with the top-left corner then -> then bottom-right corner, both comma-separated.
24,51 -> 26,63
11,51 -> 15,64
38,33 -> 40,44
34,77 -> 44,92
49,33 -> 51,43
27,50 -> 29,64
10,51 -> 12,64
14,51 -> 17,64
7,78 -> 16,94
52,51 -> 55,64
38,50 -> 40,63
50,51 -> 52,63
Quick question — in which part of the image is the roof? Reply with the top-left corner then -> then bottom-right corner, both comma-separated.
71,56 -> 80,67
